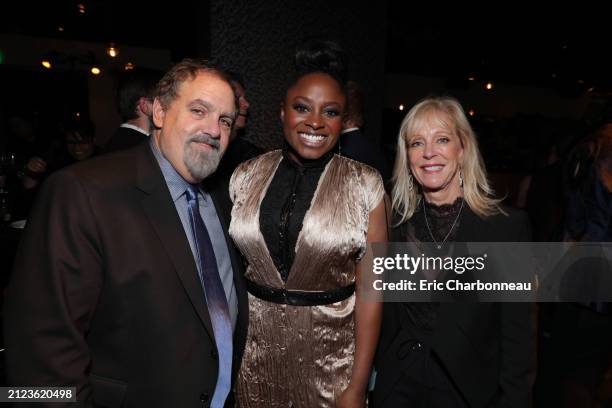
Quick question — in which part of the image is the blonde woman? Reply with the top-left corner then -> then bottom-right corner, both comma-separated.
373,96 -> 535,407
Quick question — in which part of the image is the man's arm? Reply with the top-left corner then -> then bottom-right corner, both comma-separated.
3,169 -> 104,406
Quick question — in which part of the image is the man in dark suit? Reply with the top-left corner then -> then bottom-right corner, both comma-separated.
337,81 -> 390,185
103,68 -> 162,153
4,59 -> 248,407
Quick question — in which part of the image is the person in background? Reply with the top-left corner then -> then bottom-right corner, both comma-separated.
3,111 -> 45,164
230,72 -> 250,136
14,117 -> 98,219
103,68 -> 162,153
514,121 -> 580,241
337,80 -> 391,185
229,40 -> 387,407
214,71 -> 262,180
374,96 -> 535,408
4,59 -> 248,407
563,122 -> 612,242
535,122 -> 612,408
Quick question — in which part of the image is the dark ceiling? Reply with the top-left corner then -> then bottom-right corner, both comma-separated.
1,1 -> 203,60
385,6 -> 612,94
2,2 -> 610,93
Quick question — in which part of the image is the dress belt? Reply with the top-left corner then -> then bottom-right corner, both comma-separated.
245,279 -> 355,306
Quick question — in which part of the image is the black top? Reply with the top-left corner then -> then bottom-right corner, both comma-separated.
376,202 -> 534,408
260,148 -> 334,281
399,197 -> 464,244
393,197 -> 464,335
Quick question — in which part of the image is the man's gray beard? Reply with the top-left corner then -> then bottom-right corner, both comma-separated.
183,137 -> 224,181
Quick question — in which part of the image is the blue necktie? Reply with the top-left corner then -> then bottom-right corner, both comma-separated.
185,185 -> 233,408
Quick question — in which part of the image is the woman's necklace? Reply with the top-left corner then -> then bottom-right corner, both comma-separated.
422,198 -> 464,249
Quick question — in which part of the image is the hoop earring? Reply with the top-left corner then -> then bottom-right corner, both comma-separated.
459,168 -> 464,188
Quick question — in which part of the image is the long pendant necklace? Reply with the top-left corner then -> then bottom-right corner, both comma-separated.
423,198 -> 464,249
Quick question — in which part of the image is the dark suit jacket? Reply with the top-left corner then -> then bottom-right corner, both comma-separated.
214,134 -> 263,183
374,206 -> 536,408
3,143 -> 248,408
103,126 -> 148,154
338,128 -> 391,184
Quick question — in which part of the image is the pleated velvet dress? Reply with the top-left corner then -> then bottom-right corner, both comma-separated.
229,150 -> 384,407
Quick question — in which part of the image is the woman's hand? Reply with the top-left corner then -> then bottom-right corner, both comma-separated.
337,384 -> 366,408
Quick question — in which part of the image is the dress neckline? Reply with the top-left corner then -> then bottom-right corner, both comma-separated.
256,150 -> 335,286
282,145 -> 335,170
422,196 -> 464,218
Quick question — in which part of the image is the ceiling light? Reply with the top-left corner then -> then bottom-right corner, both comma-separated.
124,62 -> 134,70
399,104 -> 404,111
91,66 -> 101,75
106,43 -> 119,58
485,82 -> 493,90
41,60 -> 52,69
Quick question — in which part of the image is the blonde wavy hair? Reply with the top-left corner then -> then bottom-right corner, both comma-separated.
391,96 -> 503,224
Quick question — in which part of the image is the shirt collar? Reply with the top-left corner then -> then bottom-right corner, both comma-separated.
149,139 -> 203,202
121,123 -> 149,136
341,127 -> 359,134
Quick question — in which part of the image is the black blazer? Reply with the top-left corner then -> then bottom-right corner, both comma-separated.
374,206 -> 536,408
3,143 -> 248,407
338,128 -> 391,184
103,126 -> 148,154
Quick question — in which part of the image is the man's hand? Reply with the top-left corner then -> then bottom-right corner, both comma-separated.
23,157 -> 48,189
26,157 -> 48,174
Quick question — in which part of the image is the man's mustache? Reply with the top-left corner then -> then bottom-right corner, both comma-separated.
187,134 -> 220,150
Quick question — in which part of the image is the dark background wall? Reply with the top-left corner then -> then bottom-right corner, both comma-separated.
210,0 -> 387,150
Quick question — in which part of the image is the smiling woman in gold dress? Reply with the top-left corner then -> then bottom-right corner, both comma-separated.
229,40 -> 387,408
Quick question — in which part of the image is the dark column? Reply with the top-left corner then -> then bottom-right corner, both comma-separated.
210,0 -> 387,150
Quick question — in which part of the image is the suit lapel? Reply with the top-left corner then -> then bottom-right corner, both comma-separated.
135,144 -> 215,342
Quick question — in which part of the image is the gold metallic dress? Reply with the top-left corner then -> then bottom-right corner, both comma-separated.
229,150 -> 384,407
